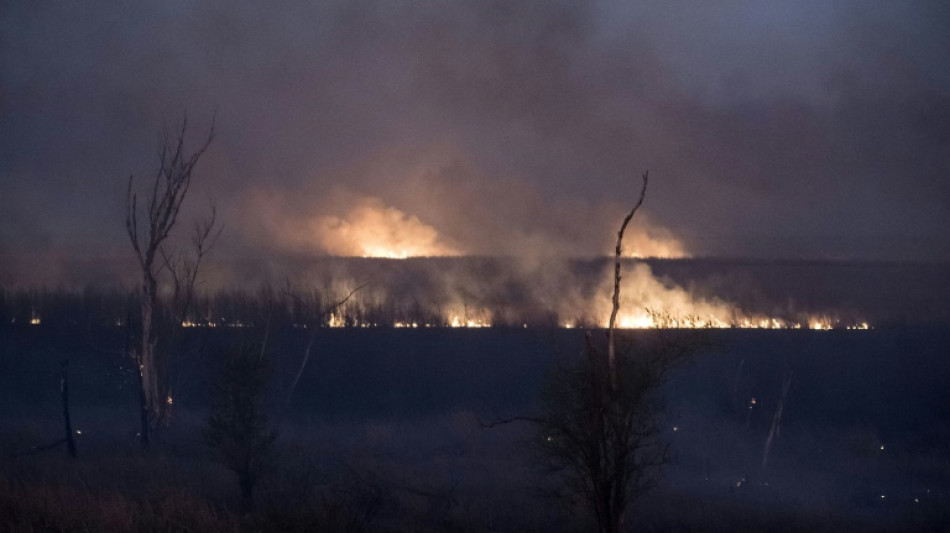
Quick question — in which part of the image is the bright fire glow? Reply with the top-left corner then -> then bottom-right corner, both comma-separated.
449,315 -> 490,328
617,314 -> 657,329
170,262 -> 870,331
555,263 -> 868,331
313,197 -> 459,258
176,309 -> 868,330
170,229 -> 870,330
328,312 -> 345,328
601,311 -> 855,330
622,226 -> 690,259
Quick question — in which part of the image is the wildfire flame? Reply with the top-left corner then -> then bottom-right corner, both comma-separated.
174,288 -> 867,331
205,195 -> 870,330
266,265 -> 868,331
180,313 -> 866,330
554,263 -> 865,330
448,310 -> 491,328
313,197 -> 459,258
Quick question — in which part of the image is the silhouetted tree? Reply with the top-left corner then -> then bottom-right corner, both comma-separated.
607,173 -> 649,387
204,344 -> 276,514
533,331 -> 697,533
487,172 -> 699,532
125,114 -> 215,444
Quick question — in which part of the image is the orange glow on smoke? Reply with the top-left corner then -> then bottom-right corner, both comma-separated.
227,192 -> 870,329
622,228 -> 690,259
556,263 -> 866,330
313,197 -> 458,258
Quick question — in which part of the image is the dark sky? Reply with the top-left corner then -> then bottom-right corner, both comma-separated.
2,1 -> 949,285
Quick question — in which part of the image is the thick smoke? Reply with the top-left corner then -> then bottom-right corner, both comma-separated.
239,177 -> 686,261
1,0 -> 948,289
314,197 -> 459,258
191,256 -> 882,330
246,191 -> 460,258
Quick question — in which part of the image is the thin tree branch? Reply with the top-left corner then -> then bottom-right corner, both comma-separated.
9,439 -> 67,459
478,415 -> 547,429
282,282 -> 372,415
608,171 -> 648,388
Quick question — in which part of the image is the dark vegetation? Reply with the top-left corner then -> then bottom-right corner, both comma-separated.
204,343 -> 276,514
2,322 -> 949,531
3,255 -> 950,333
482,175 -> 705,532
513,331 -> 703,533
3,256 -> 949,334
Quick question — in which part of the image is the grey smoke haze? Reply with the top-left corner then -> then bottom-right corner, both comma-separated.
2,0 -> 949,285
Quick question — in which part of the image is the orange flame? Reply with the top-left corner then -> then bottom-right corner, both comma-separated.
313,197 -> 459,258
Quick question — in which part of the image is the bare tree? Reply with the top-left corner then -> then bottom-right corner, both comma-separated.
126,114 -> 215,445
608,172 -> 649,388
532,332 -> 694,533
545,172 -> 692,532
485,171 -> 699,532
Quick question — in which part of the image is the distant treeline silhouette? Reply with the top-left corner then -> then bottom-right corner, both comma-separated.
2,257 -> 948,329
0,284 -> 563,330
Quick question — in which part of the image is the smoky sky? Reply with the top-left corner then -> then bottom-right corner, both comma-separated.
2,0 -> 949,285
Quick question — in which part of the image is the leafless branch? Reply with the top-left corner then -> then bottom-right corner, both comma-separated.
478,415 -> 546,429
282,282 -> 372,414
321,281 -> 372,319
9,439 -> 68,459
159,202 -> 222,323
127,114 -> 215,272
762,366 -> 793,469
608,171 -> 648,387
124,112 -> 216,443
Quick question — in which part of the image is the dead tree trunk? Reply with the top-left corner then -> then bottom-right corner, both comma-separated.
60,359 -> 77,459
762,366 -> 793,469
140,269 -> 159,438
126,114 -> 214,445
484,170 -> 683,533
607,171 -> 648,388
